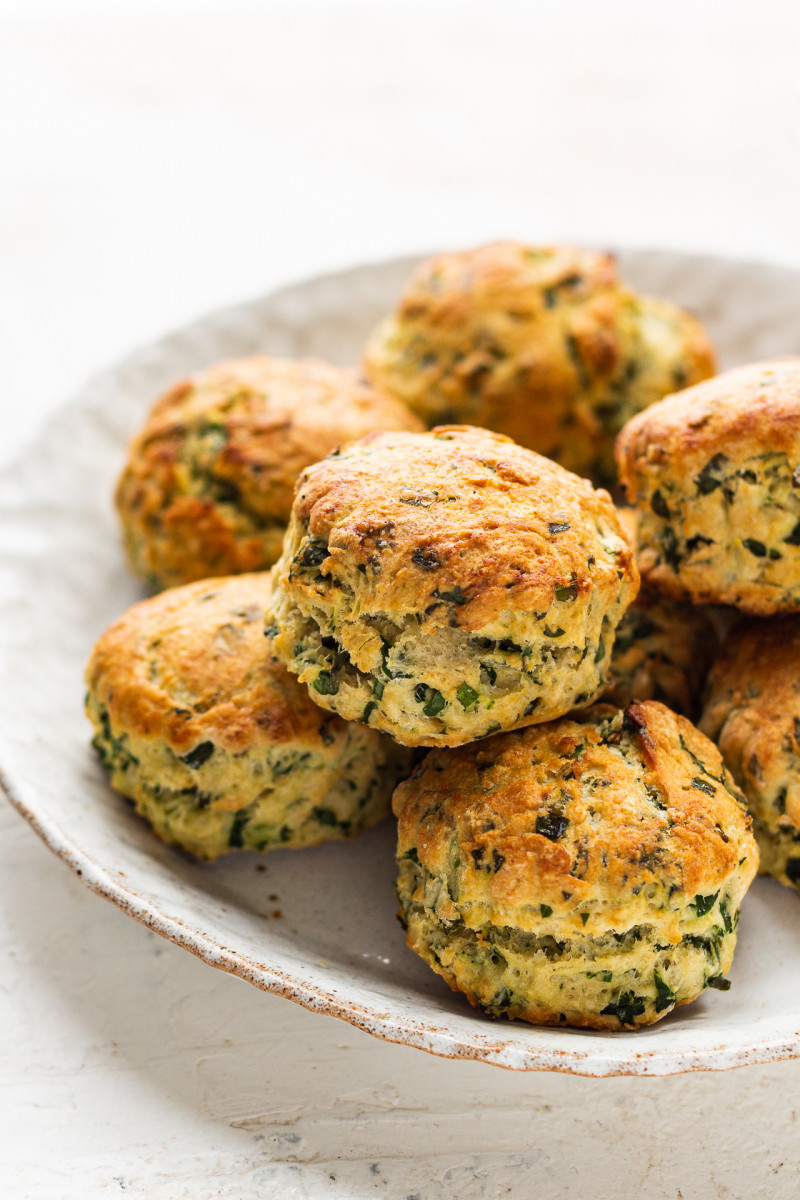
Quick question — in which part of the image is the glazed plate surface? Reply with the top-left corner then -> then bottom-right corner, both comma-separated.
3,249 -> 800,1076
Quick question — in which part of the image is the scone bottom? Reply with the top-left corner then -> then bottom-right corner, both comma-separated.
392,702 -> 758,1030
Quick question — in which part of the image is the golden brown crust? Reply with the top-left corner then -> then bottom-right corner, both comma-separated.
394,702 -> 749,912
85,573 -> 412,858
86,573 -> 346,758
615,505 -> 638,551
270,425 -> 639,745
617,358 -> 800,475
115,355 -> 423,589
286,425 -> 637,629
616,359 -> 800,613
363,242 -> 714,485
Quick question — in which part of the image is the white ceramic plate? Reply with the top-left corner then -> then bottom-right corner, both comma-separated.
3,249 -> 800,1077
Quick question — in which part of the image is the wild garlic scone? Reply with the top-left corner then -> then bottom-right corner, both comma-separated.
701,617 -> 800,894
85,574 -> 412,860
362,242 -> 714,486
617,358 -> 800,614
602,587 -> 717,717
115,354 -> 423,590
393,702 -> 757,1030
269,425 -> 639,748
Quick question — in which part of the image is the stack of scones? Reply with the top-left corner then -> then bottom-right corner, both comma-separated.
90,241 -> 800,1032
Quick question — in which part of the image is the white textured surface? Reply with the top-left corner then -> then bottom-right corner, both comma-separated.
4,798 -> 800,1200
5,3 -> 800,1195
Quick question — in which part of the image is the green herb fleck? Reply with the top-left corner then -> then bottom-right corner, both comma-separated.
695,453 -> 728,495
412,548 -> 440,571
536,814 -> 569,840
313,671 -> 339,696
600,993 -> 646,1026
660,525 -> 682,569
653,971 -> 676,1013
312,807 -> 338,827
694,891 -> 719,917
457,682 -> 480,710
414,684 -> 447,717
295,540 -> 329,568
228,811 -> 248,848
784,521 -> 800,547
785,858 -> 800,885
686,534 -> 714,554
435,586 -> 467,605
707,976 -> 731,991
181,741 -> 215,769
651,490 -> 670,518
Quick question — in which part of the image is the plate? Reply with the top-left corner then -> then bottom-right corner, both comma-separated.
3,249 -> 800,1077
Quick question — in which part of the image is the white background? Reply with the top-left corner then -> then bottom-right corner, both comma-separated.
3,1 -> 800,1196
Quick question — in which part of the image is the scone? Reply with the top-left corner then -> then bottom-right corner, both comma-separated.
115,354 -> 423,590
701,617 -> 800,893
604,506 -> 717,716
603,588 -> 716,717
269,425 -> 639,748
363,242 -> 714,486
393,702 -> 757,1030
85,573 -> 412,859
617,358 -> 800,614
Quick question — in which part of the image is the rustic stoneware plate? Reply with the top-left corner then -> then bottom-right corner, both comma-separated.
3,250 -> 800,1077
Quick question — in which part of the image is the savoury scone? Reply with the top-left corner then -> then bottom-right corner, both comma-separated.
701,617 -> 800,894
617,358 -> 800,614
115,354 -> 423,590
602,506 -> 716,716
394,702 -> 757,1030
363,242 -> 715,486
602,589 -> 716,717
269,425 -> 639,748
85,573 -> 412,859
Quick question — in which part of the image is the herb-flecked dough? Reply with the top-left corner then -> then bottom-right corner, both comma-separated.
269,425 -> 639,748
602,507 -> 716,718
701,617 -> 800,894
115,354 -> 423,591
363,242 -> 715,487
393,702 -> 758,1030
617,358 -> 800,614
85,573 -> 413,859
